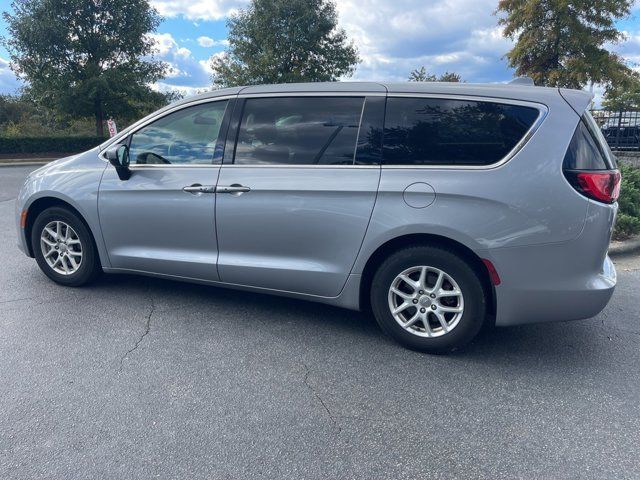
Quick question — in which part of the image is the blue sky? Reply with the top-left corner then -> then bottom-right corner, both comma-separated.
1,0 -> 640,100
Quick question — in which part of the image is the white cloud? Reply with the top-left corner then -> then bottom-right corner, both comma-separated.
336,0 -> 516,82
199,58 -> 216,76
0,57 -> 22,95
468,26 -> 513,57
197,36 -> 215,47
163,63 -> 184,78
148,32 -> 179,56
176,47 -> 192,58
150,0 -> 247,21
147,33 -> 211,95
197,36 -> 229,48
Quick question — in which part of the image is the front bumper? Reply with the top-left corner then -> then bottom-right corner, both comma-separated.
14,199 -> 29,256
16,229 -> 28,255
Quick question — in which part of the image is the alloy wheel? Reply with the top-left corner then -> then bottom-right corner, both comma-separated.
40,220 -> 83,275
387,266 -> 464,337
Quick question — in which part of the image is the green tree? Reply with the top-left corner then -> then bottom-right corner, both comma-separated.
497,0 -> 635,89
603,75 -> 640,110
2,0 -> 167,136
0,89 -> 181,137
0,94 -> 33,126
439,71 -> 463,83
408,67 -> 463,82
211,0 -> 359,88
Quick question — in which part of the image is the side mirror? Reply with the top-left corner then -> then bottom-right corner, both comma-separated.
105,144 -> 131,180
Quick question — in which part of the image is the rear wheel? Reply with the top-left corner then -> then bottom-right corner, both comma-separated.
31,207 -> 100,287
370,245 -> 486,353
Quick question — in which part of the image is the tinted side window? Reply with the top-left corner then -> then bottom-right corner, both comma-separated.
383,97 -> 540,166
129,101 -> 228,165
234,97 -> 364,165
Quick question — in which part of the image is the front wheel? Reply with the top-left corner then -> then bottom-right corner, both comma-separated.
31,207 -> 100,287
370,246 -> 487,353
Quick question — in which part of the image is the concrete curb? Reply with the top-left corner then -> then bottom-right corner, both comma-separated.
609,236 -> 640,257
0,158 -> 57,167
0,161 -> 51,167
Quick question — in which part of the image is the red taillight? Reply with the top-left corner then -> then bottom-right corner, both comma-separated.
565,170 -> 620,204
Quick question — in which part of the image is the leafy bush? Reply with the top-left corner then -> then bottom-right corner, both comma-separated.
614,161 -> 640,240
0,136 -> 106,155
1,94 -> 100,137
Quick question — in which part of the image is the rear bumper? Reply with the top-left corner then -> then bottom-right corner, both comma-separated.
493,253 -> 615,327
490,200 -> 617,327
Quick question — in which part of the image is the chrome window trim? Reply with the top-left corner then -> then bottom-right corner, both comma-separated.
127,164 -> 223,170
98,91 -> 548,171
97,95 -> 236,167
380,93 -> 549,171
237,91 -> 385,99
219,164 -> 380,169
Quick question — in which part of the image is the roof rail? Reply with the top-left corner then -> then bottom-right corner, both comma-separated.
509,77 -> 535,86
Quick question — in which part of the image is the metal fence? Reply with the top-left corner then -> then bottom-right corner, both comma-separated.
591,110 -> 640,151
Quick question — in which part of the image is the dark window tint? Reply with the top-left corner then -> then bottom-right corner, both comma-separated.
563,115 -> 615,171
234,97 -> 364,165
129,101 -> 228,165
383,97 -> 540,166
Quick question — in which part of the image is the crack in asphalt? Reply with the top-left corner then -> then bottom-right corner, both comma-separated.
0,291 -> 95,311
302,362 -> 342,435
118,292 -> 155,372
0,197 -> 17,204
610,328 -> 640,344
599,315 -> 639,344
0,296 -> 37,305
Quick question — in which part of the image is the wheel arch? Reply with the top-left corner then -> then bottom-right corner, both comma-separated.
359,233 -> 496,319
24,196 -> 98,259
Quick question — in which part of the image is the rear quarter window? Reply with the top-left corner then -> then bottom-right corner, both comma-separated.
383,97 -> 540,166
563,113 -> 617,171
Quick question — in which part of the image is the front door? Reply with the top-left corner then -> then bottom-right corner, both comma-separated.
98,99 -> 231,281
215,95 -> 383,297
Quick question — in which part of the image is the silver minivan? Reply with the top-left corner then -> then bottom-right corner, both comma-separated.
15,82 -> 620,352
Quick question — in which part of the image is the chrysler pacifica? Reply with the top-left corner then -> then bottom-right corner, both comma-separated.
15,82 -> 619,352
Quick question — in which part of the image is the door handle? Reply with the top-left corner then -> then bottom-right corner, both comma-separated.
216,184 -> 251,195
183,184 -> 216,194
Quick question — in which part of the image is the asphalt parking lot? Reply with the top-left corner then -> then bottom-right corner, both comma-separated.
1,165 -> 639,479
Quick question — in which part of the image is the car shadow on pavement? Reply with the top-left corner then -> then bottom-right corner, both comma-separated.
93,272 -> 382,338
92,272 -> 612,368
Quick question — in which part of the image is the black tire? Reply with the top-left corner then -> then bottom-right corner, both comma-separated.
31,207 -> 101,287
370,245 -> 486,353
